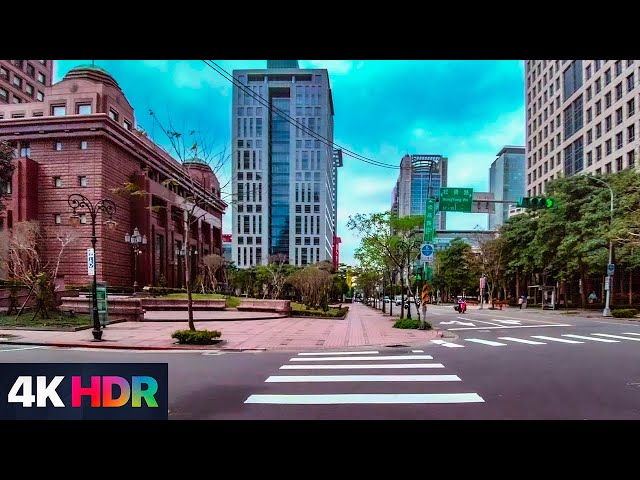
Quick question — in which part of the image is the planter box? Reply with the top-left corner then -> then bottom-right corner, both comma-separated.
236,299 -> 291,314
60,297 -> 144,322
140,298 -> 226,311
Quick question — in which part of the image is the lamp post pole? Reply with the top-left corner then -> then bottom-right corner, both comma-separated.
68,194 -> 117,341
125,227 -> 147,293
587,176 -> 614,317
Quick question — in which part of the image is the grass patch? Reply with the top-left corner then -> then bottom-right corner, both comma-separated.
291,302 -> 348,318
0,312 -> 92,328
165,293 -> 241,308
171,329 -> 222,345
393,318 -> 422,329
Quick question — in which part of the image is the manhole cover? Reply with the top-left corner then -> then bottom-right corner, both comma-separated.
386,344 -> 410,348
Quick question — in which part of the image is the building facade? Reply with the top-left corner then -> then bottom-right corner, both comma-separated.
0,64 -> 226,289
525,60 -> 639,196
391,154 -> 447,228
222,234 -> 232,262
0,60 -> 53,107
488,146 -> 525,230
231,61 -> 340,268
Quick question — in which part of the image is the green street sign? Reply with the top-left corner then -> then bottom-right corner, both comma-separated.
423,198 -> 436,242
439,187 -> 474,213
423,265 -> 433,281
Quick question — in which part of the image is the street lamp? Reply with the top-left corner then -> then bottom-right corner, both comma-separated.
68,194 -> 117,341
124,227 -> 147,293
586,175 -> 614,317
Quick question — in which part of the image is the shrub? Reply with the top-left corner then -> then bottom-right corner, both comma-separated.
291,307 -> 349,318
171,329 -> 222,345
611,308 -> 639,318
393,318 -> 422,329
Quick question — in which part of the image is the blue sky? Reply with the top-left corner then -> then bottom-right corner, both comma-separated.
54,60 -> 526,266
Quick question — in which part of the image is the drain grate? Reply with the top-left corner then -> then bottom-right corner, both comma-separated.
386,344 -> 410,348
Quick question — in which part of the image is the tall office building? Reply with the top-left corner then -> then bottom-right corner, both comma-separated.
391,154 -> 447,228
0,60 -> 53,106
489,146 -> 525,230
231,61 -> 341,268
525,60 -> 639,197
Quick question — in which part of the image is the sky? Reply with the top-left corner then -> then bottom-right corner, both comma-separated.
54,60 -> 526,266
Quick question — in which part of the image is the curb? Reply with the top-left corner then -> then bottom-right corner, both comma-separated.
0,339 -> 268,352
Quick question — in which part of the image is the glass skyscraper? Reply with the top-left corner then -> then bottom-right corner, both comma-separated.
231,61 -> 340,268
488,146 -> 526,230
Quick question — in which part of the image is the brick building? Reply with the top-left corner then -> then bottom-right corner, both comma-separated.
0,64 -> 227,289
0,60 -> 53,106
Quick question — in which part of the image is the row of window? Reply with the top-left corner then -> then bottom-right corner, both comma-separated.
12,140 -> 90,158
236,236 -> 262,245
236,246 -> 263,267
236,203 -> 262,213
52,175 -> 89,188
0,85 -> 44,105
49,103 -> 133,130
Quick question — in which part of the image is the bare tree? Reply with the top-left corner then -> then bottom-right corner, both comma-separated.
289,265 -> 333,308
263,254 -> 290,300
202,253 -> 225,293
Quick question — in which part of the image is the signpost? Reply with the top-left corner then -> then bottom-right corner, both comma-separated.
420,243 -> 434,262
423,198 -> 436,242
87,248 -> 95,276
608,263 -> 615,276
479,275 -> 486,310
438,187 -> 474,212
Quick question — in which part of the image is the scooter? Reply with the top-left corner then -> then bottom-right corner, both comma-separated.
454,301 -> 467,313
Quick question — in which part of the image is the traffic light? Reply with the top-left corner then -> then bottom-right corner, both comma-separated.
517,197 -> 556,209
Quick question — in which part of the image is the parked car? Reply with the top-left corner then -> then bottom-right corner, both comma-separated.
384,296 -> 390,304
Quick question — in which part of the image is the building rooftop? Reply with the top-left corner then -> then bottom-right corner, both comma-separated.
496,145 -> 525,156
62,64 -> 121,90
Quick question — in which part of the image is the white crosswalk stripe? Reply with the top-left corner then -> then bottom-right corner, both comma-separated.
593,333 -> 640,341
497,337 -> 546,345
244,351 -> 484,406
530,336 -> 583,344
465,338 -> 507,347
297,351 -> 379,356
431,339 -> 464,348
622,332 -> 640,336
562,334 -> 619,343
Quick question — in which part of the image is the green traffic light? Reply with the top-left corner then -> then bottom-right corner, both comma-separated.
545,198 -> 553,208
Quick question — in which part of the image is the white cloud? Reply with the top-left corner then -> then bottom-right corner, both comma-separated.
305,60 -> 355,74
475,107 -> 526,150
173,61 -> 231,95
142,60 -> 170,72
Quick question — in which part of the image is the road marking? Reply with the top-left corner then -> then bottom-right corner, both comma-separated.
458,317 -> 504,327
593,333 -> 640,342
431,340 -> 464,348
0,346 -> 45,352
290,355 -> 433,362
562,334 -> 619,343
440,320 -> 475,326
280,363 -> 445,370
464,339 -> 507,347
297,351 -> 379,356
265,374 -> 462,383
492,319 -> 522,325
411,349 -> 424,353
472,312 -> 569,325
622,332 -> 640,336
531,336 -> 583,344
449,324 -> 572,331
244,393 -> 485,405
497,337 -> 546,345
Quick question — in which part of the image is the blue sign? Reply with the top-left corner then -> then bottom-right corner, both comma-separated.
421,244 -> 434,257
608,263 -> 615,276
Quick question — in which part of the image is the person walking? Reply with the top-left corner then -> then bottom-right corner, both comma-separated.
518,296 -> 524,309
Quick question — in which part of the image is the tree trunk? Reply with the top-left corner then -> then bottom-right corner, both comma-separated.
629,269 -> 633,306
400,273 -> 405,319
579,265 -> 587,307
184,210 -> 195,331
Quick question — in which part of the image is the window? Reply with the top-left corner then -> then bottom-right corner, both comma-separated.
628,98 -> 635,117
19,142 -> 30,157
616,108 -> 623,125
628,151 -> 636,168
79,214 -> 87,224
605,162 -> 612,173
52,105 -> 66,116
0,67 -> 7,80
77,104 -> 92,115
586,64 -> 592,80
615,82 -> 623,100
605,68 -> 612,85
563,138 -> 584,176
616,132 -> 623,149
617,156 -> 623,171
80,141 -> 88,150
53,176 -> 63,188
12,75 -> 23,89
563,95 -> 583,140
109,109 -> 119,121
79,176 -> 88,187
12,96 -> 22,104
615,61 -> 622,76
606,139 -> 612,155
627,60 -> 635,67
55,141 -> 62,151
605,92 -> 612,108
586,86 -> 592,101
36,91 -> 44,102
124,120 -> 132,130
595,78 -> 601,93
0,88 -> 7,103
586,129 -> 592,144
562,60 -> 583,100
596,100 -> 602,115
627,73 -> 635,92
37,72 -> 45,84
587,151 -> 593,167
25,83 -> 34,97
628,124 -> 635,143
54,214 -> 62,225
586,107 -> 592,122
26,63 -> 35,78
596,146 -> 602,160
605,115 -> 612,132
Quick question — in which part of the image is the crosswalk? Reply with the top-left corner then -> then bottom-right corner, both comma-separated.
430,332 -> 640,349
244,350 -> 485,406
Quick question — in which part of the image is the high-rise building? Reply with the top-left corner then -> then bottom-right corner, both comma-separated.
489,146 -> 525,230
391,154 -> 447,228
0,60 -> 53,106
525,60 -> 639,197
222,234 -> 232,263
231,61 -> 340,268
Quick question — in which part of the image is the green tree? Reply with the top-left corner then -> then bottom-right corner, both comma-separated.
431,238 -> 477,302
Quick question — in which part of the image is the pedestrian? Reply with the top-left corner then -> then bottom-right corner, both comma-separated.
522,295 -> 528,309
588,291 -> 597,304
518,296 -> 524,309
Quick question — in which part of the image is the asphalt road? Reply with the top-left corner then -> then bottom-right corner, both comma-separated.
2,304 -> 639,420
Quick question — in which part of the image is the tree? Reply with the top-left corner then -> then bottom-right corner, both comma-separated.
431,238 -> 477,302
471,235 -> 507,307
201,253 -> 225,293
0,140 -> 16,213
289,265 -> 333,308
113,112 -> 229,331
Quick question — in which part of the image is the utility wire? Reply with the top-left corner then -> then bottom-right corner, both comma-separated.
202,60 -> 401,170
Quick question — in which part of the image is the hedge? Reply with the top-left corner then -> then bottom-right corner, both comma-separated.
611,308 -> 639,318
171,329 -> 222,345
393,318 -> 422,329
291,307 -> 349,318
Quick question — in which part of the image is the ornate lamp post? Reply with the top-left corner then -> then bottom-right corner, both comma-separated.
124,227 -> 147,293
68,194 -> 117,341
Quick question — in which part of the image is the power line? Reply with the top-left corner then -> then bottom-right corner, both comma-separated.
202,60 -> 401,170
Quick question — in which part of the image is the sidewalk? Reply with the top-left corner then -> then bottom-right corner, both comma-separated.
0,302 -> 442,351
